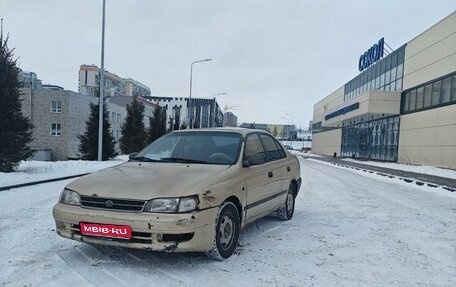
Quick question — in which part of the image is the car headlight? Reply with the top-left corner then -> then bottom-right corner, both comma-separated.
60,188 -> 81,206
144,196 -> 198,213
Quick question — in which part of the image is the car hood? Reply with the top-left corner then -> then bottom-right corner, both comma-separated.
66,162 -> 231,200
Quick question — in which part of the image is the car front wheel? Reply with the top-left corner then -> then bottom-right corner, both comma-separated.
277,184 -> 295,220
206,201 -> 240,260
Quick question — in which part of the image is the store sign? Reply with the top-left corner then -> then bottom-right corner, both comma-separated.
358,38 -> 384,72
325,102 -> 359,121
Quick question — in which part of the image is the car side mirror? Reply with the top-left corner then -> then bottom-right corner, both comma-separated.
128,152 -> 138,160
242,159 -> 250,168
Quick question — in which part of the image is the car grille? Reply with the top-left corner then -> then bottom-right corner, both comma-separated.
80,196 -> 146,212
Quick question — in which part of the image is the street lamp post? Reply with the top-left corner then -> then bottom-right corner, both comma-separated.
281,116 -> 290,140
97,0 -> 106,161
213,92 -> 227,127
189,58 -> 212,129
285,112 -> 294,143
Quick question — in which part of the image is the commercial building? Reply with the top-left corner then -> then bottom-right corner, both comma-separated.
78,65 -> 151,98
145,96 -> 224,130
312,12 -> 456,169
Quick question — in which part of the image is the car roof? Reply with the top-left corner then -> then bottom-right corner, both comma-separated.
171,127 -> 268,137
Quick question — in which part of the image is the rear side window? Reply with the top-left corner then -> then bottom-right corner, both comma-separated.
259,134 -> 286,162
244,134 -> 265,158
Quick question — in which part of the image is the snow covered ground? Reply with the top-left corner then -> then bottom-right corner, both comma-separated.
280,140 -> 312,150
341,158 -> 456,179
0,156 -> 128,188
0,158 -> 455,286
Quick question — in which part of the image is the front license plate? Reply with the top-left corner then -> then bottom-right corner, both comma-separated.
80,223 -> 132,239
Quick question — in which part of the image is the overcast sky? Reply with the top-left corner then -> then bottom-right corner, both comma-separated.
2,0 -> 455,128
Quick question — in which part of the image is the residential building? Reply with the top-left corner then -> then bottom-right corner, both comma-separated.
19,72 -> 128,160
18,70 -> 42,89
78,65 -> 151,99
125,78 -> 151,98
312,12 -> 456,169
224,112 -> 238,127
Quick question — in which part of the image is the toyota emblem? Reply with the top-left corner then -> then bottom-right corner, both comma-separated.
105,200 -> 114,207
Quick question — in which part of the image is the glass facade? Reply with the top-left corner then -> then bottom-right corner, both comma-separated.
344,45 -> 406,101
401,72 -> 456,114
341,116 -> 400,162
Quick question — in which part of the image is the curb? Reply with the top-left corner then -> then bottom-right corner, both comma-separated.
330,162 -> 455,192
0,173 -> 89,192
302,156 -> 456,193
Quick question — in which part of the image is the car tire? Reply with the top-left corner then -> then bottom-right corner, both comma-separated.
277,184 -> 295,221
206,201 -> 240,260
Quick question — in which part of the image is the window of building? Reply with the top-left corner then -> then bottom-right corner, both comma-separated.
344,46 -> 405,100
401,72 -> 456,114
452,75 -> 456,102
51,100 -> 62,113
117,113 -> 121,123
423,84 -> 432,108
416,87 -> 424,109
403,93 -> 409,112
51,123 -> 61,136
432,81 -> 441,106
409,90 -> 416,111
441,77 -> 451,103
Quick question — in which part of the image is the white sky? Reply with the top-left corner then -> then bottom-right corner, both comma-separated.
1,0 -> 455,128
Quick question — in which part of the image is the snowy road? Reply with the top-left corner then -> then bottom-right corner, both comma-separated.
1,158 -> 455,287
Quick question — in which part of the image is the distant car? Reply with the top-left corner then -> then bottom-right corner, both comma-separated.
283,145 -> 293,150
53,128 -> 301,259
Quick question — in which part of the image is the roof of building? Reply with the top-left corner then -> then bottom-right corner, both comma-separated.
109,96 -> 159,108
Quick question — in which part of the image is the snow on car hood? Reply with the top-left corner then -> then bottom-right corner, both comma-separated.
66,162 -> 230,200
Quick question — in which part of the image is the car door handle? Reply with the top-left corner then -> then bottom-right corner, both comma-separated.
287,166 -> 291,172
268,171 -> 273,178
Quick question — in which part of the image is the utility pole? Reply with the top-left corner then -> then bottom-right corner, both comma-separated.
97,0 -> 106,161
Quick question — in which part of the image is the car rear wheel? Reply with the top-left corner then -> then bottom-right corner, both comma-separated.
277,184 -> 295,220
206,201 -> 240,260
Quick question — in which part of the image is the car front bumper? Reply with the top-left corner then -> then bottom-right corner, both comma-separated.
52,203 -> 218,252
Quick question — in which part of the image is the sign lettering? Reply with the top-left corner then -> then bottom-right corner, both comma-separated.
325,102 -> 360,121
358,38 -> 384,72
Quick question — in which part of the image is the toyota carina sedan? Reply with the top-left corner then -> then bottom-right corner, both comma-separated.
53,128 -> 302,259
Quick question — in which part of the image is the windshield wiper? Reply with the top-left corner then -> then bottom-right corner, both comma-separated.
160,157 -> 210,164
131,156 -> 163,162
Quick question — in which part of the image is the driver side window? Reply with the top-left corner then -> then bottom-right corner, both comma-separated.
244,134 -> 266,166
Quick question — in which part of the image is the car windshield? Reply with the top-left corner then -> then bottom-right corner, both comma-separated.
134,131 -> 242,165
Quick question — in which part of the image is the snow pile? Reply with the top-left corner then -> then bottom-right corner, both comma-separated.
0,156 -> 128,187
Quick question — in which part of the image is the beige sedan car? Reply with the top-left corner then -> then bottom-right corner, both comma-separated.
53,128 -> 301,259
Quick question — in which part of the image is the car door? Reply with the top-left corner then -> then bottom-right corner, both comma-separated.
257,134 -> 291,209
243,133 -> 277,223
